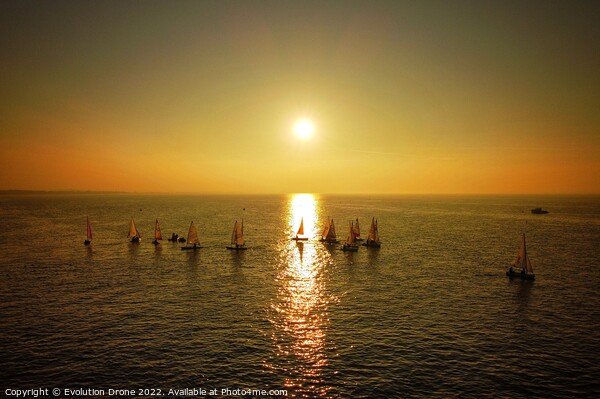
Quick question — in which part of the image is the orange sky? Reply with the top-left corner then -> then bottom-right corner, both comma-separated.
1,1 -> 599,194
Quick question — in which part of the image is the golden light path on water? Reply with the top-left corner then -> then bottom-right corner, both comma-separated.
268,194 -> 338,398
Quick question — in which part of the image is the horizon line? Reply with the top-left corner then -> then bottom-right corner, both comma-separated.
1,189 -> 599,197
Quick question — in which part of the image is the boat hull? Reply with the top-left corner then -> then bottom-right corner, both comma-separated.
506,270 -> 535,281
319,239 -> 339,244
181,246 -> 201,251
292,237 -> 309,241
341,245 -> 358,252
362,241 -> 381,248
131,237 -> 140,243
226,246 -> 248,250
84,240 -> 91,245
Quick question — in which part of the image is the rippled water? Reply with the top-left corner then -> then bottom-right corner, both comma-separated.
1,194 -> 599,398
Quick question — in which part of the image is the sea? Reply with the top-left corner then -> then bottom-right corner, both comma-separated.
0,193 -> 598,398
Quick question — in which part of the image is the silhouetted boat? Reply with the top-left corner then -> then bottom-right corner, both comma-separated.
507,233 -> 535,281
181,221 -> 201,250
319,216 -> 339,244
84,217 -> 92,245
292,217 -> 309,241
362,217 -> 381,248
341,220 -> 359,252
152,219 -> 163,245
531,207 -> 549,214
128,217 -> 141,243
226,220 -> 247,250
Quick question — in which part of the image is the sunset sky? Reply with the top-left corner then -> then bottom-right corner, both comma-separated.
1,1 -> 598,194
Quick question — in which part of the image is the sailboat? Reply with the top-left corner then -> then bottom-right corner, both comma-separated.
226,220 -> 247,250
362,217 -> 381,248
181,221 -> 201,250
319,217 -> 339,244
341,220 -> 359,251
152,219 -> 163,245
292,217 -> 309,241
507,233 -> 535,280
353,218 -> 364,241
84,217 -> 92,245
128,217 -> 141,243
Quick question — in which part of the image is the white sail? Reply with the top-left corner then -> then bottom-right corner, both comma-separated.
187,221 -> 200,245
128,217 -> 140,238
354,218 -> 361,238
328,219 -> 337,240
155,219 -> 162,241
86,217 -> 93,241
296,217 -> 304,236
514,233 -> 533,274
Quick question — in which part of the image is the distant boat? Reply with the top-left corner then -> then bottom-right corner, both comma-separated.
354,218 -> 364,241
227,220 -> 247,250
181,221 -> 201,250
362,217 -> 381,248
84,217 -> 92,245
531,207 -> 549,214
128,217 -> 141,243
506,233 -> 535,281
292,217 -> 309,241
341,220 -> 359,251
152,219 -> 163,245
319,216 -> 339,244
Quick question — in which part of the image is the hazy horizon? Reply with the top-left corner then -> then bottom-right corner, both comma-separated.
1,188 -> 599,197
1,1 -> 599,195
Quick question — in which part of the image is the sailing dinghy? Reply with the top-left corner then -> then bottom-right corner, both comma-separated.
292,217 -> 309,241
362,217 -> 381,248
341,220 -> 359,252
181,221 -> 201,250
319,217 -> 339,244
507,233 -> 535,281
227,220 -> 247,250
84,217 -> 92,245
128,217 -> 141,243
152,219 -> 163,245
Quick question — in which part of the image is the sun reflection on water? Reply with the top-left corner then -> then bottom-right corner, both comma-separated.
268,194 -> 337,398
289,193 -> 318,239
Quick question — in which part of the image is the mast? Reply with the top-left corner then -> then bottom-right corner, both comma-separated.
368,217 -> 376,241
128,217 -> 140,238
354,218 -> 361,238
187,221 -> 200,245
514,233 -> 533,274
346,221 -> 356,245
236,219 -> 245,246
155,219 -> 162,241
296,217 -> 304,236
328,219 -> 337,240
86,217 -> 93,241
321,217 -> 330,239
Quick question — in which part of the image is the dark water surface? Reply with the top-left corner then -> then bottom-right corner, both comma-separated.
1,194 -> 599,398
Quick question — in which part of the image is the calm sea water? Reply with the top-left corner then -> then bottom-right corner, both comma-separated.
0,194 -> 599,398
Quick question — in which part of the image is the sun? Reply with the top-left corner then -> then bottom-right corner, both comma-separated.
293,118 -> 314,140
